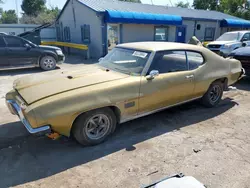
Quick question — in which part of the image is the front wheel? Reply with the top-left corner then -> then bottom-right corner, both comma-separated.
201,81 -> 223,108
40,55 -> 57,71
72,108 -> 117,146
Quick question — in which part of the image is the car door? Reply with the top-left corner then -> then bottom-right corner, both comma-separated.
4,36 -> 37,67
0,36 -> 9,67
138,50 -> 195,114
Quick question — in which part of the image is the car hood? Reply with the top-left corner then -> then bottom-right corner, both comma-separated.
13,64 -> 129,104
38,45 -> 61,51
208,41 -> 237,45
230,47 -> 250,56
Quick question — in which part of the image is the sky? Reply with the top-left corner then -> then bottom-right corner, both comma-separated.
1,0 -> 193,16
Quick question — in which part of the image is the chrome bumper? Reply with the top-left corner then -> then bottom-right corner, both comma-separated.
6,100 -> 51,134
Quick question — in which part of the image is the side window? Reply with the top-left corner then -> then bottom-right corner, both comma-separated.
186,51 -> 204,70
0,37 -> 6,47
81,24 -> 91,44
4,36 -> 24,47
149,51 -> 187,74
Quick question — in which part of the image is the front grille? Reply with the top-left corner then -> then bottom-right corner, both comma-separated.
208,44 -> 222,49
233,56 -> 250,70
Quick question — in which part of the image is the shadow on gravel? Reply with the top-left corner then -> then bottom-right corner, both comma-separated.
0,98 -> 237,187
235,76 -> 250,91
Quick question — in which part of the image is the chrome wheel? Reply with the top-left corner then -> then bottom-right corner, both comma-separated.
209,85 -> 221,103
85,114 -> 110,140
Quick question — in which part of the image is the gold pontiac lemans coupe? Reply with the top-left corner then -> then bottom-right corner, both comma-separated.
6,42 -> 244,146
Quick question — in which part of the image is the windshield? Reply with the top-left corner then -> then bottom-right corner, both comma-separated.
216,32 -> 241,41
99,47 -> 151,75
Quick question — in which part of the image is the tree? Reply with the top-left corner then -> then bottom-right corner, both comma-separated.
21,0 -> 46,16
0,10 -> 18,24
118,0 -> 141,3
175,1 -> 190,8
20,6 -> 60,24
193,0 -> 218,10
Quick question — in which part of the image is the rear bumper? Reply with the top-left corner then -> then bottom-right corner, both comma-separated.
6,100 -> 51,134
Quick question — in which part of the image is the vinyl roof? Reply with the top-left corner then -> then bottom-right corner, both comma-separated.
117,42 -> 204,51
76,0 -> 243,21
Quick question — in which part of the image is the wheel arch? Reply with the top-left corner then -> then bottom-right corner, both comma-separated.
38,52 -> 58,65
211,77 -> 228,90
70,105 -> 121,137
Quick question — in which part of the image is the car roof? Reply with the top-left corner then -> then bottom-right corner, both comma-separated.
117,42 -> 203,52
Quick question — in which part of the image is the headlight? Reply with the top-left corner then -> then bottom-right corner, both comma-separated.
56,50 -> 63,55
222,44 -> 231,49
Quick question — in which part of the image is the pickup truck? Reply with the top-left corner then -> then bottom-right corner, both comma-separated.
207,31 -> 250,57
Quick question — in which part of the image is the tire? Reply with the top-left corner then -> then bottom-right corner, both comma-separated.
40,55 -> 57,71
201,81 -> 223,108
72,108 -> 117,146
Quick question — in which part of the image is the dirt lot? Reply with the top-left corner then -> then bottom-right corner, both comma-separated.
0,57 -> 250,188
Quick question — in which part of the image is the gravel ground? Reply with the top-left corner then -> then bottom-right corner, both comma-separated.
0,57 -> 250,188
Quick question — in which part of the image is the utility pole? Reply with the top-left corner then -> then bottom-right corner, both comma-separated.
151,0 -> 154,5
15,0 -> 19,23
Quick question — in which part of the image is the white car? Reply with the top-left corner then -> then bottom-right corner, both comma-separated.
207,31 -> 250,56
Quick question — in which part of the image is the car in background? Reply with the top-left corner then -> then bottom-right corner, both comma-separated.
6,42 -> 244,146
207,31 -> 250,57
0,34 -> 65,71
229,47 -> 250,76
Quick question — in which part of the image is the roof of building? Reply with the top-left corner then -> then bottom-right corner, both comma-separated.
117,42 -> 203,51
75,0 -> 242,21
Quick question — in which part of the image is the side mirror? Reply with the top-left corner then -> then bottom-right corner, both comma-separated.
146,70 -> 159,80
24,43 -> 31,50
98,57 -> 104,62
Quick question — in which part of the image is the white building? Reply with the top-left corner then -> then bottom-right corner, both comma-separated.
57,0 -> 250,58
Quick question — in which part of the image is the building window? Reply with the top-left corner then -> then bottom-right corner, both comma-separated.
204,27 -> 215,41
197,24 -> 201,30
64,27 -> 71,42
81,24 -> 91,44
155,27 -> 168,41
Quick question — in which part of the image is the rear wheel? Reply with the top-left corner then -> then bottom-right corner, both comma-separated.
201,81 -> 223,107
40,55 -> 57,71
72,108 -> 117,146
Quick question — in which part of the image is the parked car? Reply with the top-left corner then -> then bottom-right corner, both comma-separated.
207,31 -> 250,57
0,34 -> 65,71
229,47 -> 250,76
6,42 -> 244,146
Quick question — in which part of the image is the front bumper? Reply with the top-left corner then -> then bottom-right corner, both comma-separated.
208,48 -> 232,57
6,100 -> 51,134
57,55 -> 65,64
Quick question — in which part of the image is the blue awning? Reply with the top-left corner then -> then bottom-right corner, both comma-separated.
105,10 -> 182,25
221,19 -> 250,28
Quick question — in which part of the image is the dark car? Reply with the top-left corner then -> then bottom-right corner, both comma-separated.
229,47 -> 250,76
0,34 -> 65,71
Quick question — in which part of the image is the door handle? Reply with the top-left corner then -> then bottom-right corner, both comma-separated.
186,75 -> 194,79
